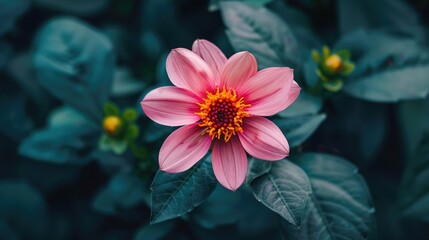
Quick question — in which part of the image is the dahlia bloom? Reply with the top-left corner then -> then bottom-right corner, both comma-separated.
141,39 -> 300,191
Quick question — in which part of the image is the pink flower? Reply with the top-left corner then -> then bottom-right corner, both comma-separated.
141,39 -> 300,191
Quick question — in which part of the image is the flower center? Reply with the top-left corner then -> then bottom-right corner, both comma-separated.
325,54 -> 342,72
103,116 -> 122,136
196,87 -> 250,142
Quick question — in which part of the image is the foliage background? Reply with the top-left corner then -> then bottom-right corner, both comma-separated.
1,0 -> 429,239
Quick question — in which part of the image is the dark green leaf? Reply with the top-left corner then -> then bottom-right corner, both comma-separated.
150,154 -> 217,224
99,134 -> 128,155
0,219 -> 18,240
134,221 -> 175,240
123,108 -> 138,122
338,31 -> 423,76
303,58 -> 319,87
0,93 -> 34,141
397,98 -> 429,158
274,114 -> 326,148
7,53 -> 51,111
0,0 -> 30,37
103,102 -> 120,116
250,159 -> 311,226
19,107 -> 98,164
246,157 -> 272,183
33,17 -> 115,122
20,126 -> 97,164
93,173 -> 148,215
399,134 -> 429,222
220,2 -> 300,69
281,153 -> 376,239
209,0 -> 273,11
49,106 -> 97,128
125,124 -> 139,141
111,68 -> 145,97
277,91 -> 322,118
338,0 -> 421,37
0,181 -> 47,240
191,185 -> 243,229
33,0 -> 109,16
0,42 -> 13,69
344,64 -> 429,102
143,121 -> 174,143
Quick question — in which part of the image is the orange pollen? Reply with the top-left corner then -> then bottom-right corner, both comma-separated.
196,87 -> 250,142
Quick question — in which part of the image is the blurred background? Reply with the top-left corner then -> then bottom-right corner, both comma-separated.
1,0 -> 429,239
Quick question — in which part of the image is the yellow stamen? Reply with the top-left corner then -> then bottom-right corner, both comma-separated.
325,54 -> 342,72
196,87 -> 250,142
103,116 -> 122,135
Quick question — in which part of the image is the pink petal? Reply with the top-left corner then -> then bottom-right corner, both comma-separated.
212,137 -> 247,191
141,86 -> 201,126
192,39 -> 227,82
159,124 -> 211,173
166,48 -> 216,97
220,51 -> 257,90
239,117 -> 289,161
284,81 -> 301,109
240,67 -> 298,116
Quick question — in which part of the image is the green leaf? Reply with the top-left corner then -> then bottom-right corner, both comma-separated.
134,221 -> 175,240
311,50 -> 320,63
322,78 -> 343,92
104,102 -> 120,116
335,30 -> 423,75
344,64 -> 429,102
338,0 -> 420,37
0,0 -> 30,37
280,153 -> 376,239
274,114 -> 326,148
303,59 -> 319,87
277,91 -> 322,118
399,134 -> 429,222
0,181 -> 47,240
99,134 -> 128,155
190,185 -> 244,229
220,2 -> 300,69
123,108 -> 138,122
209,0 -> 273,11
0,93 -> 34,141
150,154 -> 217,224
111,68 -> 145,97
33,0 -> 110,16
249,159 -> 312,226
397,98 -> 429,158
246,157 -> 272,183
20,126 -> 97,164
19,106 -> 98,165
336,49 -> 351,61
143,121 -> 174,143
33,17 -> 115,123
49,106 -> 97,128
125,124 -> 140,140
93,173 -> 149,215
340,61 -> 355,75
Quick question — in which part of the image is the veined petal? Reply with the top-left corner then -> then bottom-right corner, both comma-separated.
284,80 -> 300,109
239,117 -> 289,160
220,51 -> 257,90
212,137 -> 247,191
240,67 -> 298,116
141,86 -> 200,126
192,39 -> 227,83
159,124 -> 211,173
166,48 -> 216,97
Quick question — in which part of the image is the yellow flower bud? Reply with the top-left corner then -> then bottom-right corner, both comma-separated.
324,54 -> 342,73
103,116 -> 122,136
